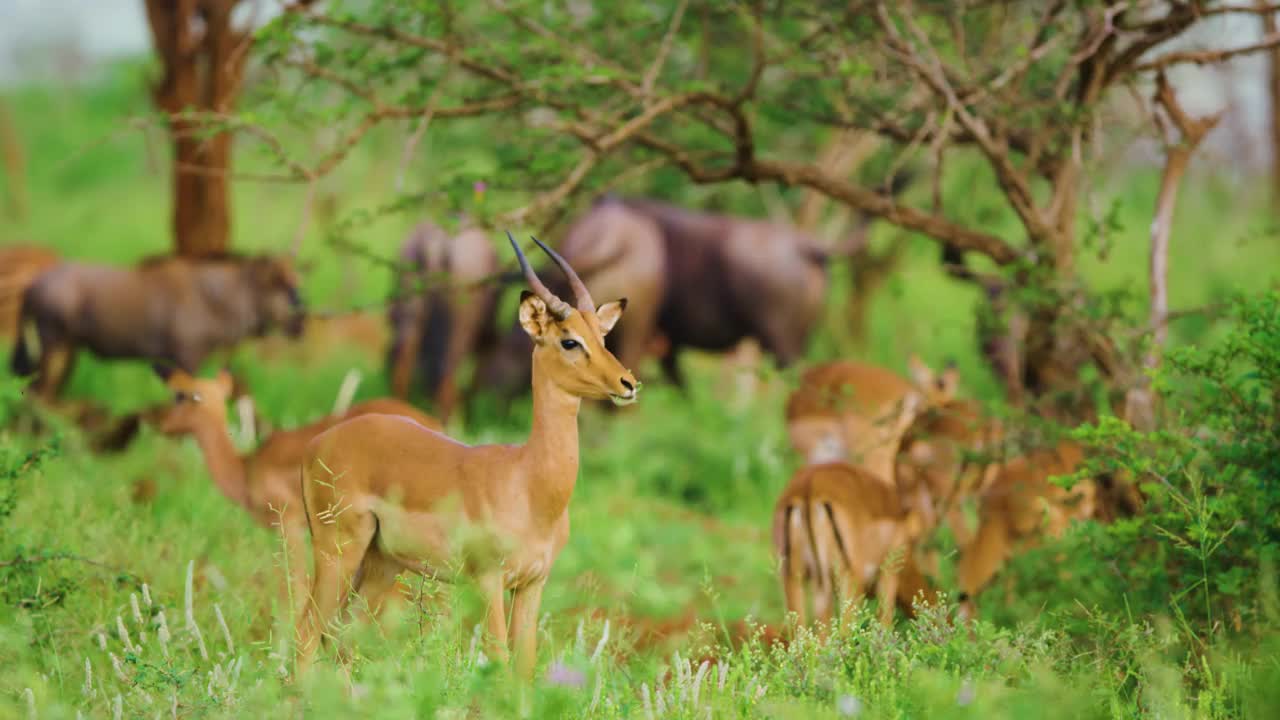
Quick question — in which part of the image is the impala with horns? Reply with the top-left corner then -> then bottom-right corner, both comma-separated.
386,220 -> 499,422
151,366 -> 441,607
10,252 -> 305,398
785,356 -> 960,483
471,198 -> 664,412
293,234 -> 638,679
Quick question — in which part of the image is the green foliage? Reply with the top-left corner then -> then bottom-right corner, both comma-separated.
994,292 -> 1280,634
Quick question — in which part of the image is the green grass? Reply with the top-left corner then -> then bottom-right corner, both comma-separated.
2,66 -> 1280,718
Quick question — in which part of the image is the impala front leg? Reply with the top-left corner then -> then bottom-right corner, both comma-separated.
508,580 -> 545,681
477,572 -> 510,666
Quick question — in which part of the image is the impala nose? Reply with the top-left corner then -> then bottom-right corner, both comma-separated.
620,378 -> 634,392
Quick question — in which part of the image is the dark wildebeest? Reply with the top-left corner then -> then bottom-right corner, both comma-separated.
619,195 -> 828,384
385,221 -> 498,422
10,252 -> 305,397
471,195 -> 828,410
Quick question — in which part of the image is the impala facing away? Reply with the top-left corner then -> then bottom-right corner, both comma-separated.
773,459 -> 927,629
152,367 -> 441,610
293,235 -> 638,679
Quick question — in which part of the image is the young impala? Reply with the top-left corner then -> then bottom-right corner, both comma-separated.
153,367 -> 441,612
293,235 -> 638,679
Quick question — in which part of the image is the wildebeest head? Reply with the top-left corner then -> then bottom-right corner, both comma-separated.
246,256 -> 306,338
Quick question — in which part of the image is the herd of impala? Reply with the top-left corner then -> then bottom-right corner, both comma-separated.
0,193 -> 1123,681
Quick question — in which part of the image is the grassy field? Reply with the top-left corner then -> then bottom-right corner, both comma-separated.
2,65 -> 1280,718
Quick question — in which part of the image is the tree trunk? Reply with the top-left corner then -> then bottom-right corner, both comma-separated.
144,0 -> 248,256
1124,74 -> 1222,431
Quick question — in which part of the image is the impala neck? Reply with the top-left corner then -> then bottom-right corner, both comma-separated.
523,352 -> 582,523
190,418 -> 252,512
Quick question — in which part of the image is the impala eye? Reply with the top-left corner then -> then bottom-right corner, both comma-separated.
560,339 -> 580,350
173,391 -> 187,403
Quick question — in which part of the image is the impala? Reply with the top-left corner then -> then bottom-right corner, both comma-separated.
773,458 -> 927,629
894,403 -> 1098,617
785,356 -> 959,479
895,399 -> 1002,548
955,441 -> 1097,618
153,367 -> 441,611
293,234 -> 638,679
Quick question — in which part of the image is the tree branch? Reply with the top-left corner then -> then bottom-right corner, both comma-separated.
875,2 -> 1055,245
642,0 -> 690,100
1136,32 -> 1280,72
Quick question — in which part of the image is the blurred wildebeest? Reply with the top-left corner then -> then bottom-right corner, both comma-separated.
385,221 -> 498,422
0,244 -> 59,343
10,252 -> 305,397
617,195 -> 829,383
472,195 -> 829,409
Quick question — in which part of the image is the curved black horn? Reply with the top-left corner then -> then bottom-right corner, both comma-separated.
508,231 -> 571,319
532,236 -> 594,312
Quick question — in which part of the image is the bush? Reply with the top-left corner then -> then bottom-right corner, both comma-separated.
1004,291 -> 1280,634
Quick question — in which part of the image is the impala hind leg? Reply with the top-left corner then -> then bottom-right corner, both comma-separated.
823,502 -> 868,630
508,580 -> 545,681
779,503 -> 811,629
807,501 -> 841,632
280,518 -> 311,623
476,572 -> 510,667
294,510 -> 377,675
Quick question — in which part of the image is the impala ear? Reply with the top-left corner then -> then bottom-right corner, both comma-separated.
518,291 -> 552,341
214,368 -> 235,397
595,298 -> 626,335
906,353 -> 933,388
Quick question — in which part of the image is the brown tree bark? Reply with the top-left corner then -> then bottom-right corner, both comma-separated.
144,0 -> 249,256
